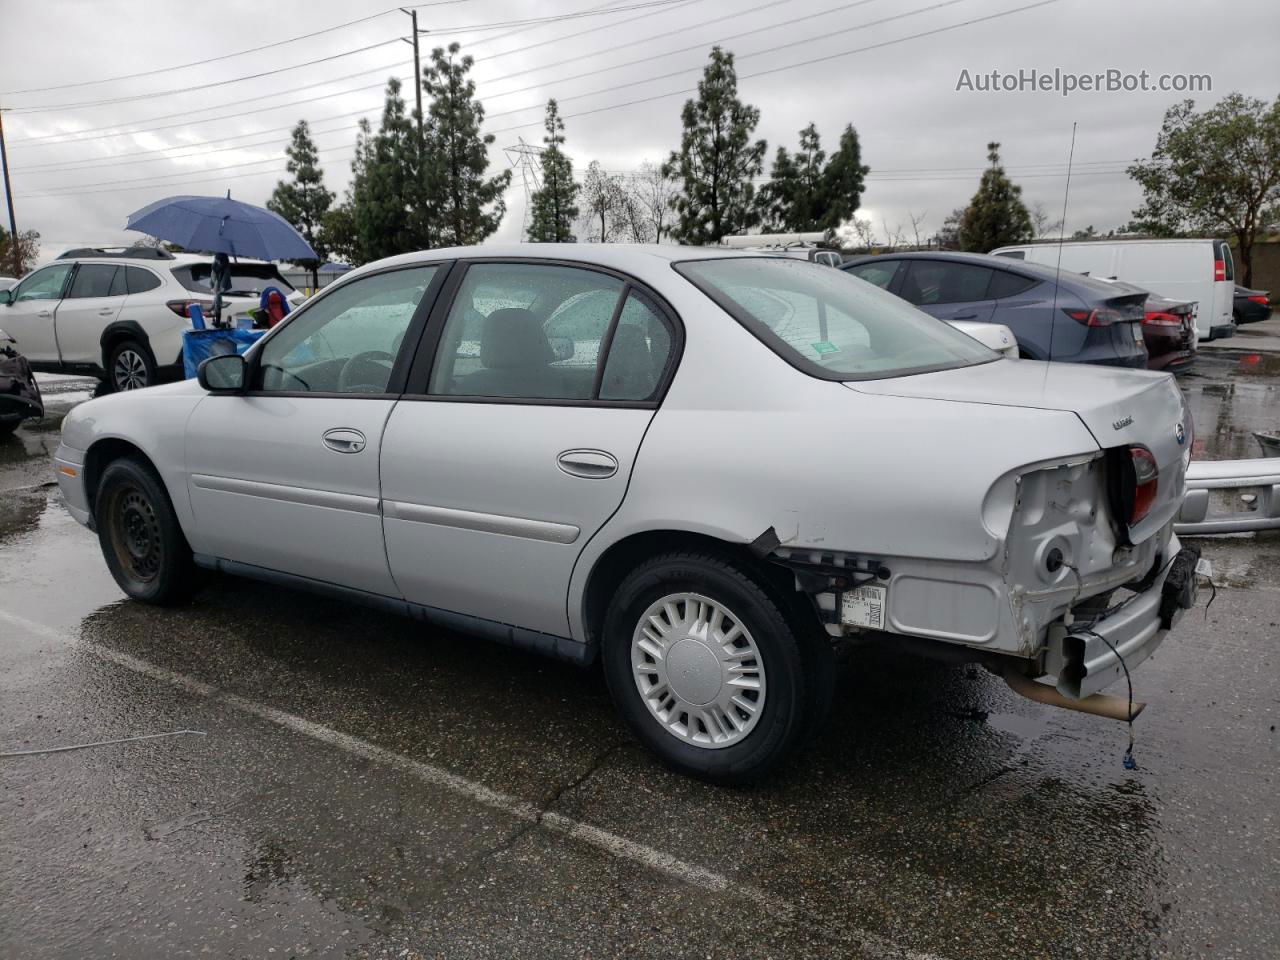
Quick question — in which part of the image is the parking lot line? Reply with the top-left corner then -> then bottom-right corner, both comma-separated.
0,607 -> 950,960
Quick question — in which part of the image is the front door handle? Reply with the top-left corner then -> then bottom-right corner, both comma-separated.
38,310 -> 52,318
322,427 -> 367,454
98,308 -> 115,316
557,449 -> 618,479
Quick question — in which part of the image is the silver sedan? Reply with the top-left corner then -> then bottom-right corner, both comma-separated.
55,244 -> 1199,782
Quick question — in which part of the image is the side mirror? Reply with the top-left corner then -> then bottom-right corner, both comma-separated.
197,353 -> 247,393
0,289 -> 11,306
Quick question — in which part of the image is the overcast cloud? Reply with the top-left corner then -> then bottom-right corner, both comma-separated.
2,0 -> 1277,266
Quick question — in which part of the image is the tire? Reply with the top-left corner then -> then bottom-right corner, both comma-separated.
106,338 -> 156,392
95,456 -> 193,604
601,551 -> 816,784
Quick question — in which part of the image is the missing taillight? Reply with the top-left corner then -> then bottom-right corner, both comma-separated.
1129,446 -> 1159,525
1105,445 -> 1160,540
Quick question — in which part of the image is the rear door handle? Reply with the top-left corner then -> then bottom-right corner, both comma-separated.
98,308 -> 115,315
557,449 -> 618,479
37,310 -> 52,318
322,428 -> 367,454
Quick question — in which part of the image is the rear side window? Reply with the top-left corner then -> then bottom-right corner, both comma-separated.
900,261 -> 993,305
678,257 -> 994,381
126,267 -> 161,294
67,264 -> 119,299
429,263 -> 676,403
987,271 -> 1037,299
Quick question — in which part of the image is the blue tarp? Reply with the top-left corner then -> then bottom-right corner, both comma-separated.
181,328 -> 265,379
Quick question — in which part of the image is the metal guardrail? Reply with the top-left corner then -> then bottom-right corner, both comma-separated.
1175,458 -> 1280,535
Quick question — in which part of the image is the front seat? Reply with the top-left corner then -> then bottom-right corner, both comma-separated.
458,307 -> 561,398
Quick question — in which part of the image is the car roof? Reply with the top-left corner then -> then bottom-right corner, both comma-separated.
369,243 -> 766,268
842,250 -> 1029,269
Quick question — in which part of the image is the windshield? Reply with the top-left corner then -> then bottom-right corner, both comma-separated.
172,263 -> 296,297
676,257 -> 997,380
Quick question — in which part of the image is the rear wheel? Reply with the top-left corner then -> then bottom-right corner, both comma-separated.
95,456 -> 193,604
602,552 -> 818,784
106,339 -> 156,392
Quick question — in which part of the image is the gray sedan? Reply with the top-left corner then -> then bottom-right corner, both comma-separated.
55,244 -> 1198,782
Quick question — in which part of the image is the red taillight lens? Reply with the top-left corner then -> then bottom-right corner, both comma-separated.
1144,311 -> 1182,327
1129,446 -> 1159,525
1248,295 -> 1268,305
1214,259 -> 1226,281
1063,307 -> 1115,326
166,299 -> 214,318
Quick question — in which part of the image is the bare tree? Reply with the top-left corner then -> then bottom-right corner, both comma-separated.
579,161 -> 625,242
881,217 -> 906,249
838,216 -> 877,249
907,210 -> 929,248
1030,201 -> 1063,240
627,161 -> 677,242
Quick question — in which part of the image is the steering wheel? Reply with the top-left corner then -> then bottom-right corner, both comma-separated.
338,350 -> 394,394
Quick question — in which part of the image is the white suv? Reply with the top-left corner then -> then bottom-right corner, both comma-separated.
0,247 -> 302,391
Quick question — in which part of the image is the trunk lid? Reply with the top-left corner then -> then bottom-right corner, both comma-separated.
848,360 -> 1190,540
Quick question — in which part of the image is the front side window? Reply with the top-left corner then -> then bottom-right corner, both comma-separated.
845,260 -> 900,290
255,266 -> 436,394
13,263 -> 72,302
677,257 -> 995,381
67,264 -> 120,299
432,263 -> 641,401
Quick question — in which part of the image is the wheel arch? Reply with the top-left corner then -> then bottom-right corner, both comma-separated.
83,437 -> 167,524
99,321 -> 156,368
578,528 -> 808,647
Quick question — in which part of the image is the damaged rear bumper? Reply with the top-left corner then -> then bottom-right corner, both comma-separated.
1044,536 -> 1197,698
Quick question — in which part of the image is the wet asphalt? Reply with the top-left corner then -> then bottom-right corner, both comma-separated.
1,361 -> 1277,959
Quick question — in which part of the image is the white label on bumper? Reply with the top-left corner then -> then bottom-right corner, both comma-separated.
1195,557 -> 1213,578
841,585 -> 887,629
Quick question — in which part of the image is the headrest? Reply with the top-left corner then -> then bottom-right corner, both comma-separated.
480,308 -> 553,369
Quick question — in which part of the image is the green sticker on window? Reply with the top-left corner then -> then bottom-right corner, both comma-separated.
811,341 -> 839,355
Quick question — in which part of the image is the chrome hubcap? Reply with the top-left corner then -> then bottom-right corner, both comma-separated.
631,592 -> 766,749
114,350 -> 148,390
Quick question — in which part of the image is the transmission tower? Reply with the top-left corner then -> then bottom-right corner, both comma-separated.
504,138 -> 544,241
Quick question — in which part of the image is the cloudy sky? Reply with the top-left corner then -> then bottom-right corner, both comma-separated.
2,0 -> 1277,266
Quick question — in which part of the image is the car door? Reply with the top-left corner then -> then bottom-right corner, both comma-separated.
0,262 -> 74,363
898,260 -> 997,323
54,263 -> 126,365
380,260 -> 680,638
183,263 -> 446,595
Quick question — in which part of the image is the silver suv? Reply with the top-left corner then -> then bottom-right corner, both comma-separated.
0,247 -> 301,391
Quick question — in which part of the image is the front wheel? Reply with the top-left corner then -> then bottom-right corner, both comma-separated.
95,456 -> 193,604
602,552 -> 814,784
106,339 -> 156,392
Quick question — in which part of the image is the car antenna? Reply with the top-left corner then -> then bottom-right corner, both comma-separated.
1044,121 -> 1078,380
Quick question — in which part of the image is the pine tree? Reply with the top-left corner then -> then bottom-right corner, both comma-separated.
422,42 -> 511,246
662,47 -> 766,245
819,124 -> 869,232
957,142 -> 1033,253
342,80 -> 422,264
756,122 -> 830,231
267,120 -> 334,287
527,100 -> 579,242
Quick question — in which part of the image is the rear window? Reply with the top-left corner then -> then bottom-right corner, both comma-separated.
994,249 -> 1025,260
676,257 -> 996,381
172,262 -> 296,297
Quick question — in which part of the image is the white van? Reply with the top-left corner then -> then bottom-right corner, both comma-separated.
991,238 -> 1236,341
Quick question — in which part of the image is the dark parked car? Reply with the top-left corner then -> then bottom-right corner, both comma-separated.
1141,294 -> 1197,372
841,251 -> 1148,367
0,327 -> 45,437
1234,286 -> 1272,324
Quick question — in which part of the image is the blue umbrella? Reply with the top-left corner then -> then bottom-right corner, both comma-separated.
125,193 -> 318,262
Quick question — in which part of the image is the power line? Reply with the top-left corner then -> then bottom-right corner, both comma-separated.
5,0 -> 690,114
17,159 -> 354,201
486,0 -> 1063,136
0,2 -> 475,97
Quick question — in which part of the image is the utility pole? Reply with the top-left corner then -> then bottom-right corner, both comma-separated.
0,108 -> 20,277
401,8 -> 425,144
